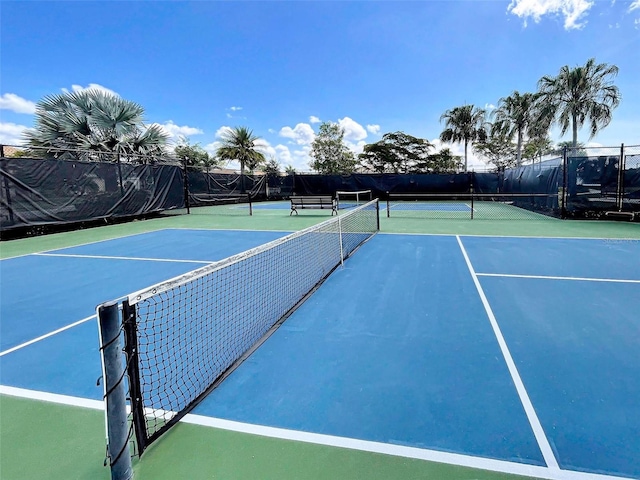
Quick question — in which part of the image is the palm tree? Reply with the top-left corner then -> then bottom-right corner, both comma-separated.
24,89 -> 168,161
216,126 -> 266,192
439,104 -> 487,172
536,58 -> 621,151
492,91 -> 538,167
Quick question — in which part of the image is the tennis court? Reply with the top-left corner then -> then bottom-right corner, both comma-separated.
1,204 -> 639,480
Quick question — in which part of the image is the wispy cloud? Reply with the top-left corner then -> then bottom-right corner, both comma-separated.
0,93 -> 37,114
507,0 -> 594,30
309,115 -> 321,124
630,0 -> 640,11
229,106 -> 243,111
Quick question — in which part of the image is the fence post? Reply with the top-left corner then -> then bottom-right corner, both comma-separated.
97,302 -> 133,480
182,160 -> 190,214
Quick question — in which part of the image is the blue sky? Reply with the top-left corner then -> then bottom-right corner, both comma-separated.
1,0 -> 639,171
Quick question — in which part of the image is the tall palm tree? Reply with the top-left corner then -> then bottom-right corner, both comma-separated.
24,89 -> 168,161
216,126 -> 266,191
536,58 -> 621,150
492,91 -> 538,167
439,104 -> 487,172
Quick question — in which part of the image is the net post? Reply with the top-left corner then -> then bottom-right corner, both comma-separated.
338,215 -> 344,266
248,194 -> 253,216
616,143 -> 625,211
386,192 -> 390,218
376,199 -> 380,231
97,301 -> 133,480
470,185 -> 474,220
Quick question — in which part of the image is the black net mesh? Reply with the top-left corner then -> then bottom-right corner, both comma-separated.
123,200 -> 379,453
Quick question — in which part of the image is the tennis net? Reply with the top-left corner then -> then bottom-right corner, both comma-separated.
110,199 -> 379,456
336,190 -> 373,210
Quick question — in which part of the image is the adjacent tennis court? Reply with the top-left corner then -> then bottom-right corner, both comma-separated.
1,207 -> 639,480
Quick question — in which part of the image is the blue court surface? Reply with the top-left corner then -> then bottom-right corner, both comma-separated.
1,230 -> 639,479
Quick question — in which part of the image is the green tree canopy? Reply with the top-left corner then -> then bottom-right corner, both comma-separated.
358,131 -> 460,173
24,89 -> 169,161
309,122 -> 356,174
439,104 -> 487,172
536,58 -> 621,149
174,138 -> 218,169
215,126 -> 266,174
474,127 -> 517,171
358,131 -> 433,173
492,91 -> 539,167
262,157 -> 281,176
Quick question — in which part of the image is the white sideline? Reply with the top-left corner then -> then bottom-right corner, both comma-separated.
456,235 -> 560,471
0,386 -> 629,480
33,252 -> 212,264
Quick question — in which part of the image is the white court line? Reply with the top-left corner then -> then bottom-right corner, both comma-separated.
0,229 -> 170,261
456,235 -> 560,472
476,273 -> 640,284
0,315 -> 96,357
378,232 -> 640,241
0,386 -> 629,480
33,252 -> 212,264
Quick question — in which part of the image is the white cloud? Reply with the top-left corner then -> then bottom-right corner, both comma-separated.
630,0 -> 640,11
484,103 -> 496,111
229,106 -> 243,111
431,137 -> 486,170
214,126 -> 233,138
64,83 -> 119,96
0,122 -> 31,145
279,123 -> 315,145
0,93 -> 36,114
338,117 -> 368,142
366,124 -> 381,135
155,121 -> 204,142
309,116 -> 321,124
507,0 -> 594,30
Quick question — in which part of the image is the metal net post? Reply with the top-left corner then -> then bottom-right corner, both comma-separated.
98,302 -> 134,480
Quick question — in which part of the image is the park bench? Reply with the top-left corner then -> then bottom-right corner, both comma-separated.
290,195 -> 337,216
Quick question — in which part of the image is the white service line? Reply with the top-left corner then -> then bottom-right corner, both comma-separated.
33,252 -> 212,264
456,235 -> 560,471
476,273 -> 640,284
0,315 -> 96,357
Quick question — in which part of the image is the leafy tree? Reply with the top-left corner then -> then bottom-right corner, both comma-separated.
420,148 -> 463,173
174,138 -> 217,168
552,140 -> 587,157
439,104 -> 487,172
216,126 -> 266,175
262,157 -> 281,175
536,58 -> 621,149
309,121 -> 356,174
358,131 -> 433,173
523,136 -> 553,164
492,91 -> 539,167
474,127 -> 517,171
285,165 -> 296,175
23,89 -> 168,162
